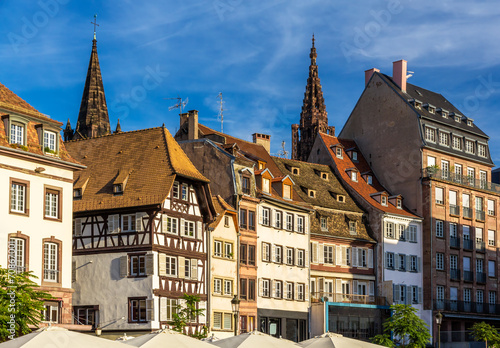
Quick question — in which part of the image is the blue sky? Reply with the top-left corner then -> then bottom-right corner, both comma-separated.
2,0 -> 500,164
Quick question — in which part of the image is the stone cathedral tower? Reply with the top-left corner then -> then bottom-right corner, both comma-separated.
291,36 -> 334,161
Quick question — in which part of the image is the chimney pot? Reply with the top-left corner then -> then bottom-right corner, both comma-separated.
392,60 -> 407,92
252,132 -> 271,153
187,110 -> 198,140
365,68 -> 380,86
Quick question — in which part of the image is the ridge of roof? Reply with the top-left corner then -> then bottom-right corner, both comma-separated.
65,126 -> 164,143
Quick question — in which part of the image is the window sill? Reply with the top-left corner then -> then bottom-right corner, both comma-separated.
9,210 -> 29,217
44,216 -> 62,223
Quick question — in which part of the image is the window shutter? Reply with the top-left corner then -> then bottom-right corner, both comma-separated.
198,301 -> 206,324
191,258 -> 198,280
272,280 -> 276,298
305,282 -> 309,302
319,243 -> 324,264
74,218 -> 82,236
160,297 -> 167,321
394,285 -> 400,303
353,280 -> 358,295
114,215 -> 120,233
318,278 -> 324,293
417,257 -> 421,272
352,247 -> 358,267
305,249 -> 309,267
405,227 -> 410,241
406,286 -> 412,305
261,242 -> 265,261
146,299 -> 154,321
197,221 -> 203,240
271,245 -> 276,263
418,287 -> 423,304
294,283 -> 298,301
312,242 -> 318,263
336,245 -> 342,265
158,253 -> 167,276
119,256 -> 128,277
136,213 -> 145,232
358,249 -> 363,267
305,215 -> 309,234
162,214 -> 168,233
293,214 -> 298,232
145,254 -> 154,275
259,207 -> 264,225
72,260 -> 76,282
384,252 -> 388,269
369,281 -> 375,296
341,246 -> 347,266
259,278 -> 263,297
178,256 -> 185,279
295,249 -> 299,266
406,255 -> 410,272
368,249 -> 373,268
396,254 -> 401,269
336,279 -> 342,294
270,209 -> 275,227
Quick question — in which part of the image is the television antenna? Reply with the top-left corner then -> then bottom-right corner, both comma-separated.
276,141 -> 289,158
165,97 -> 189,116
216,92 -> 224,133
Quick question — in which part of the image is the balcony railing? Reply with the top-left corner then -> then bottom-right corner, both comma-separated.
311,292 -> 387,305
450,237 -> 460,248
476,241 -> 486,253
463,239 -> 473,250
476,210 -> 486,221
450,268 -> 461,281
449,204 -> 460,215
464,270 -> 474,282
424,168 -> 500,193
477,272 -> 487,283
433,300 -> 499,314
463,207 -> 473,219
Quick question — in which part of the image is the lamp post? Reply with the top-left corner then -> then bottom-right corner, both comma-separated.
435,311 -> 443,348
231,295 -> 240,336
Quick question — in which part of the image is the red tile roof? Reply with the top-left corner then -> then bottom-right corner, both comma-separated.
319,132 -> 418,218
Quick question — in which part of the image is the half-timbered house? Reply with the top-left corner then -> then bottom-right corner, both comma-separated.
65,126 -> 215,335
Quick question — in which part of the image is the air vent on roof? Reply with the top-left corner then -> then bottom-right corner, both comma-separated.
415,89 -> 423,97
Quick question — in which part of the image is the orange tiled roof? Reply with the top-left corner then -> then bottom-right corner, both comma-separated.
65,127 -> 209,212
0,83 -> 61,124
209,195 -> 237,229
319,132 -> 418,218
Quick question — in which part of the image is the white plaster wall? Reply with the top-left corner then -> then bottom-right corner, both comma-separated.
256,202 -> 310,313
72,253 -> 155,330
0,153 -> 74,290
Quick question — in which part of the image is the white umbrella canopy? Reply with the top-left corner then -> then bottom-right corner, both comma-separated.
300,332 -> 385,348
210,330 -> 301,348
123,329 -> 214,348
0,326 -> 126,348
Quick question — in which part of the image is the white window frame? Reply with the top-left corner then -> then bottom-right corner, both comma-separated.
10,122 -> 24,145
122,214 -> 136,232
436,220 -> 444,238
172,182 -> 180,199
478,144 -> 487,158
285,214 -> 293,231
11,183 -> 26,213
262,208 -> 270,226
166,256 -> 177,277
262,279 -> 270,297
465,139 -> 475,154
224,279 -> 232,295
224,242 -> 233,259
214,241 -> 222,257
43,130 -> 57,153
214,278 -> 222,294
436,253 -> 444,270
43,242 -> 58,282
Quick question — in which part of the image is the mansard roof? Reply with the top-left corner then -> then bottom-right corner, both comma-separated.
65,127 -> 209,212
319,132 -> 419,219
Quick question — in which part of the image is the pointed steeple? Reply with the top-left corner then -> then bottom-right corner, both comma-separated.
64,118 -> 73,141
291,35 -> 334,161
73,33 -> 111,140
115,118 -> 122,133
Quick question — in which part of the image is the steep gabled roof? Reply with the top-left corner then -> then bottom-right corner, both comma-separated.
209,195 -> 238,229
319,132 -> 419,218
65,127 -> 209,212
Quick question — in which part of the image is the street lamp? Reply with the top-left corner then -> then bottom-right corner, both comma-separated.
435,311 -> 443,348
231,295 -> 240,336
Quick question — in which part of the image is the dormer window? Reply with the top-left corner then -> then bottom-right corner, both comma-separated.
292,167 -> 300,175
439,109 -> 449,118
467,120 -> 473,127
10,123 -> 25,145
113,184 -> 123,194
425,127 -> 436,143
336,147 -> 343,158
381,196 -> 387,206
308,190 -> 316,198
428,106 -> 435,114
73,188 -> 82,199
337,195 -> 345,203
263,178 -> 270,193
283,184 -> 291,200
320,217 -> 328,231
321,172 -> 328,180
349,221 -> 357,235
367,175 -> 373,185
397,199 -> 402,209
351,172 -> 358,182
410,99 -> 422,109
43,130 -> 57,154
352,151 -> 358,161
439,132 -> 449,147
454,116 -> 461,123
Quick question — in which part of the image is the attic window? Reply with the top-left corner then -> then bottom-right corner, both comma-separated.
321,172 -> 328,180
292,167 -> 300,175
320,217 -> 328,231
442,111 -> 448,118
351,172 -> 358,182
454,116 -> 461,123
263,178 -> 270,193
73,188 -> 82,199
467,120 -> 473,127
336,148 -> 343,158
337,195 -> 345,203
308,190 -> 316,198
224,216 -> 230,227
349,221 -> 357,235
113,184 -> 123,194
352,151 -> 358,161
413,100 -> 422,109
366,175 -> 373,185
283,184 -> 292,200
397,199 -> 402,209
381,196 -> 388,206
428,106 -> 435,114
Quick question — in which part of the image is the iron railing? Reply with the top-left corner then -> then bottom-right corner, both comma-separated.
449,204 -> 460,215
464,270 -> 474,282
476,210 -> 486,221
463,239 -> 473,250
450,269 -> 461,281
450,237 -> 460,248
424,168 -> 500,193
433,300 -> 500,314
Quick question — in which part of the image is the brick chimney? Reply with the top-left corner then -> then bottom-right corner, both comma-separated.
392,59 -> 407,92
252,133 -> 271,153
188,110 -> 198,140
365,68 -> 380,86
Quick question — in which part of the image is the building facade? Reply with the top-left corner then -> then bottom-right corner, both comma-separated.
339,60 -> 499,346
66,127 -> 215,334
0,82 -> 83,326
